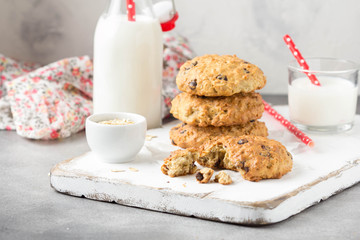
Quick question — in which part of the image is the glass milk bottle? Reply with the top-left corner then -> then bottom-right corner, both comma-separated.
93,0 -> 163,129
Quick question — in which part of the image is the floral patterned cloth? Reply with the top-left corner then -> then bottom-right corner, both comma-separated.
0,54 -> 41,130
0,32 -> 194,140
1,55 -> 93,139
162,33 -> 194,117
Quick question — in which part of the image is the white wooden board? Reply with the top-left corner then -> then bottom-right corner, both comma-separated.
50,106 -> 360,225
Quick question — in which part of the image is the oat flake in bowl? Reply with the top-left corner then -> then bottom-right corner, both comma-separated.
98,119 -> 134,125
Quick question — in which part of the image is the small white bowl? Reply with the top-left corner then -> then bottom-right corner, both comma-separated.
86,112 -> 147,163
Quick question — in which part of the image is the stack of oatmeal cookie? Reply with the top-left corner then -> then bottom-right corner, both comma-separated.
169,54 -> 268,149
162,55 -> 293,182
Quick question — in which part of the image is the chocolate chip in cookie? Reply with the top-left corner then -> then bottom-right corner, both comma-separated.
196,168 -> 214,183
216,74 -> 228,81
261,145 -> 270,150
189,80 -> 197,90
195,172 -> 204,181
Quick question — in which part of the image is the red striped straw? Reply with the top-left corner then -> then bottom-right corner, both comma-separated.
263,100 -> 314,147
126,0 -> 136,22
283,34 -> 321,86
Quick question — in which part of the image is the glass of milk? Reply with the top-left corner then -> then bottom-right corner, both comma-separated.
93,0 -> 163,129
288,58 -> 359,133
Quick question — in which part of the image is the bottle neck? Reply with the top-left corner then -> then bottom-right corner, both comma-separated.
104,0 -> 156,19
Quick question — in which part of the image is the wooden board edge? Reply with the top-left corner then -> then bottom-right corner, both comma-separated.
50,156 -> 360,225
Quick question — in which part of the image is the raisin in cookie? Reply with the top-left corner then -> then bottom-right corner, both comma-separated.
195,168 -> 214,183
176,54 -> 266,96
161,149 -> 198,177
170,92 -> 264,127
214,171 -> 232,185
170,121 -> 268,149
196,136 -> 293,182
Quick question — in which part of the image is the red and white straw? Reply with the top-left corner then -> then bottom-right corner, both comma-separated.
263,100 -> 314,147
283,34 -> 321,86
126,0 -> 136,22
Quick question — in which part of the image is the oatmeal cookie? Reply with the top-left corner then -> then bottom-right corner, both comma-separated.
170,92 -> 264,127
161,149 -> 198,177
170,121 -> 268,149
214,171 -> 232,185
196,136 -> 293,182
195,168 -> 214,183
176,54 -> 266,96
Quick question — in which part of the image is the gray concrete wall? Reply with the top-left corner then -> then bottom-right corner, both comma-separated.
1,0 -> 359,94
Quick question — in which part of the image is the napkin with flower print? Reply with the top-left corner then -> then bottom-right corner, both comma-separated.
1,55 -> 93,139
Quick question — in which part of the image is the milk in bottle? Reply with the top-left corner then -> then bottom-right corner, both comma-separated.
93,0 -> 163,129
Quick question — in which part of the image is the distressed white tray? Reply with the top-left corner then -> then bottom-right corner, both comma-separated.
50,106 -> 360,225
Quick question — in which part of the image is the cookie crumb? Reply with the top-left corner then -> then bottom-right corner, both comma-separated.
129,167 -> 139,172
146,135 -> 157,141
196,168 -> 214,184
182,183 -> 187,188
161,149 -> 198,177
215,171 -> 232,185
111,169 -> 125,172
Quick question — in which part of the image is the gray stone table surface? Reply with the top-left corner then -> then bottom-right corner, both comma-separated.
1,95 -> 360,240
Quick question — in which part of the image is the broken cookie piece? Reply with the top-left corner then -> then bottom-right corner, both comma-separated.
214,171 -> 232,185
161,136 -> 292,182
161,149 -> 198,177
195,168 -> 214,184
197,136 -> 293,182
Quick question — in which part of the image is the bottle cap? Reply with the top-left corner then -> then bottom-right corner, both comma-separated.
153,1 -> 179,32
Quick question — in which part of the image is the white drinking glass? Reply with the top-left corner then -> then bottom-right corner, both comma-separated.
288,58 -> 359,133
